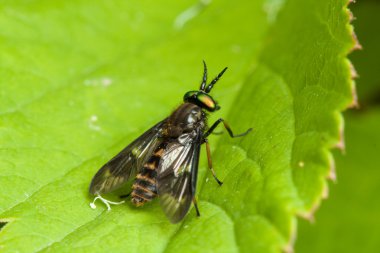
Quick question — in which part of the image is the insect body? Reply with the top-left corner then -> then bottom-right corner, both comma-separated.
89,61 -> 251,223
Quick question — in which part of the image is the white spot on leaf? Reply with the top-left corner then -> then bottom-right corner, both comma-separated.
83,77 -> 113,87
88,114 -> 101,131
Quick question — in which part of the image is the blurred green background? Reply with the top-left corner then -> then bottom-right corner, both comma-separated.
296,0 -> 380,252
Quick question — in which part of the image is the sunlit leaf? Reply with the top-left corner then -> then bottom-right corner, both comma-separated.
0,0 -> 355,252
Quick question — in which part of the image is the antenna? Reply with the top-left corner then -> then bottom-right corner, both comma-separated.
205,67 -> 228,93
199,60 -> 208,91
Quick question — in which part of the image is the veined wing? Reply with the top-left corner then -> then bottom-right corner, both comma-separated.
157,130 -> 201,223
89,120 -> 166,195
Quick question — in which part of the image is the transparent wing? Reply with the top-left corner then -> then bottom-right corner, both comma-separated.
157,131 -> 201,223
89,120 -> 166,195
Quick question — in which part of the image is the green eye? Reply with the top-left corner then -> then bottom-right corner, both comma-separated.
183,91 -> 197,101
197,93 -> 216,110
183,90 -> 219,111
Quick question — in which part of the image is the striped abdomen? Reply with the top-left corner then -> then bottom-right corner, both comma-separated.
131,143 -> 166,206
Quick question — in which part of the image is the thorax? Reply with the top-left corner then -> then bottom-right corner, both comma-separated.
163,103 -> 205,138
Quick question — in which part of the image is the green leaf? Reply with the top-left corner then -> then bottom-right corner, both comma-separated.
296,1 -> 380,252
296,110 -> 380,253
0,0 -> 354,252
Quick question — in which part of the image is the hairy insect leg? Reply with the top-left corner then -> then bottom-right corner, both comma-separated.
204,138 -> 223,186
192,197 -> 201,217
90,194 -> 125,211
204,118 -> 252,138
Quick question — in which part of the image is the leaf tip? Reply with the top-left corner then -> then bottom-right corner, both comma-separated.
351,32 -> 362,51
299,208 -> 316,223
347,80 -> 359,109
334,122 -> 346,152
283,244 -> 294,253
283,227 -> 297,253
345,0 -> 361,110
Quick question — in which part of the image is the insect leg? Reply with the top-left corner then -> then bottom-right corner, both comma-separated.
192,197 -> 201,217
204,138 -> 223,186
204,118 -> 252,138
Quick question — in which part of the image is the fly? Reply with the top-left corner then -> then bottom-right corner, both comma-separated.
89,61 -> 252,223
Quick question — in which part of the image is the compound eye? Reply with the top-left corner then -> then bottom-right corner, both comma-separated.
197,93 -> 216,111
183,91 -> 197,102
